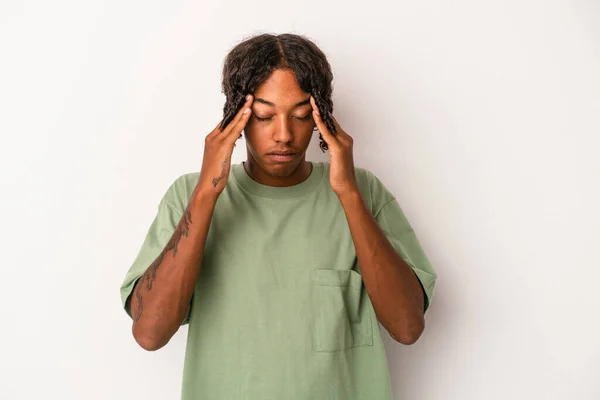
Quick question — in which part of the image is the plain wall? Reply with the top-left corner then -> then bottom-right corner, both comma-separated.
1,0 -> 599,398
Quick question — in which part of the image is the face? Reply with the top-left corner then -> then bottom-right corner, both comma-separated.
243,69 -> 316,186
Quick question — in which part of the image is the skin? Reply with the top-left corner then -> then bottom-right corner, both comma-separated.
241,69 -> 315,186
129,68 -> 426,350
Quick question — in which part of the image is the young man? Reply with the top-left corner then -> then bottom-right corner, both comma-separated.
120,33 -> 436,400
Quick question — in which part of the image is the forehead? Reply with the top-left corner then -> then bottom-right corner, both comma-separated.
253,69 -> 309,108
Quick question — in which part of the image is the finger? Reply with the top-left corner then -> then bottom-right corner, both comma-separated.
330,115 -> 352,142
221,94 -> 253,135
330,115 -> 344,136
310,96 -> 339,148
332,115 -> 342,132
224,105 -> 252,145
207,120 -> 225,139
220,95 -> 254,136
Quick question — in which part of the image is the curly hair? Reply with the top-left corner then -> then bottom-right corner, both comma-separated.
220,33 -> 336,152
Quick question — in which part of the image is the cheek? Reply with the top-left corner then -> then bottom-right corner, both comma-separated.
242,125 -> 266,150
244,122 -> 260,136
293,122 -> 315,141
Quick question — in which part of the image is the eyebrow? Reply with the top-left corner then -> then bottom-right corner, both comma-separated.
254,97 -> 311,108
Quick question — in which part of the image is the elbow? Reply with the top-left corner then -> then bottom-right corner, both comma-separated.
392,331 -> 422,345
132,324 -> 169,352
135,335 -> 166,352
389,317 -> 425,345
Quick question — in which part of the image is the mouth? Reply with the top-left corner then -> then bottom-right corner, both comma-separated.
267,153 -> 296,162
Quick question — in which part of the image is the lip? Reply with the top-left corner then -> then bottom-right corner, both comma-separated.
268,153 -> 295,162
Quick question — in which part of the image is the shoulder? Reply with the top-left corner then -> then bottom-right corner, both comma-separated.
321,162 -> 395,213
321,162 -> 376,187
355,166 -> 396,212
353,165 -> 376,193
158,172 -> 201,214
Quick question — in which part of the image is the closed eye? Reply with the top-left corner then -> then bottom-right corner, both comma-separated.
255,114 -> 311,122
255,116 -> 273,121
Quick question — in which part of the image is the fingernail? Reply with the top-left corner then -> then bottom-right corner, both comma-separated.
243,108 -> 250,114
314,109 -> 320,116
246,94 -> 252,101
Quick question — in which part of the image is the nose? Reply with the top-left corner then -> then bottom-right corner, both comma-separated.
273,117 -> 293,144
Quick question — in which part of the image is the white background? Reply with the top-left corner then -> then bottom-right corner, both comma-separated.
1,1 -> 599,399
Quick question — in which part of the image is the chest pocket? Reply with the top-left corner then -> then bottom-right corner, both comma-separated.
313,269 -> 374,352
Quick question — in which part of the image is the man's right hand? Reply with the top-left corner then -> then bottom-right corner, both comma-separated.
129,96 -> 254,348
196,95 -> 254,197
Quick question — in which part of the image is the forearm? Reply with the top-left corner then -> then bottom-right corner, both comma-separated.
130,187 -> 217,350
339,191 -> 425,344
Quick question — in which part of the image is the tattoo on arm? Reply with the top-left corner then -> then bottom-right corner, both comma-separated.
212,160 -> 228,187
132,209 -> 193,322
133,281 -> 144,321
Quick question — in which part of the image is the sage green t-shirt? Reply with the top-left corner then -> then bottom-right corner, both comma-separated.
120,161 -> 436,400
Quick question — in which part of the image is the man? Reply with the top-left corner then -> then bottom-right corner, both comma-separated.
120,33 -> 436,400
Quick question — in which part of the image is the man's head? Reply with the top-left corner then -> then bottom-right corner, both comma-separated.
220,33 -> 335,183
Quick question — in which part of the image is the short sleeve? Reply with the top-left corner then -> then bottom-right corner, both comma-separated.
375,198 -> 437,312
119,200 -> 192,325
358,167 -> 437,313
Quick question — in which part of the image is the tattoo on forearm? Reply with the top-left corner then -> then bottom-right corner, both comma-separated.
132,209 -> 193,322
133,281 -> 143,321
212,159 -> 228,187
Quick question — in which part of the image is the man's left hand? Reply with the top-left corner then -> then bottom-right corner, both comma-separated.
310,96 -> 359,198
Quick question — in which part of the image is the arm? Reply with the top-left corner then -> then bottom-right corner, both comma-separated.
339,192 -> 425,345
128,95 -> 255,351
130,188 -> 218,351
308,96 -> 427,345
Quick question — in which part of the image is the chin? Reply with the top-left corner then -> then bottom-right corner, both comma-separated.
262,158 -> 301,177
